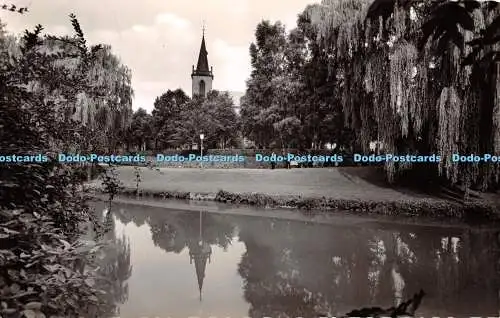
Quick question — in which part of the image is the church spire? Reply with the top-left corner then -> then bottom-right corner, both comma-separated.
194,25 -> 210,75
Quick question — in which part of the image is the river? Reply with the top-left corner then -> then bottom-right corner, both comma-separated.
90,199 -> 500,318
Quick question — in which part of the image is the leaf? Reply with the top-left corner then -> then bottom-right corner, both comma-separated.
25,260 -> 40,268
56,272 -> 66,283
59,239 -> 71,250
24,302 -> 42,310
22,309 -> 36,318
64,267 -> 73,279
43,264 -> 59,273
1,183 -> 20,188
2,308 -> 17,315
88,295 -> 98,302
10,283 -> 20,293
84,278 -> 95,287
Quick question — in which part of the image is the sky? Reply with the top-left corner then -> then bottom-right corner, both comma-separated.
0,0 -> 320,112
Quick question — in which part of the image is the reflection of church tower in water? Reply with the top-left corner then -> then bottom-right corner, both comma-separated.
189,210 -> 212,301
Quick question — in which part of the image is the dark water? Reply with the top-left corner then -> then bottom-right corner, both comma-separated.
92,200 -> 500,318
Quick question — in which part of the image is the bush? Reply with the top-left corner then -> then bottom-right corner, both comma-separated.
0,14 -> 131,317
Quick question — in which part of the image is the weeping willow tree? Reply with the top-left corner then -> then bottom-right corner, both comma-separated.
12,15 -> 134,154
306,0 -> 379,156
307,0 -> 500,191
75,44 -> 134,153
2,14 -> 133,187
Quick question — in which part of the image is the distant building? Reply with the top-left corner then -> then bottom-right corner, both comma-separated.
191,29 -> 213,98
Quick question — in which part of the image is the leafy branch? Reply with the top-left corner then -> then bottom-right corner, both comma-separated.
1,3 -> 28,14
100,165 -> 123,205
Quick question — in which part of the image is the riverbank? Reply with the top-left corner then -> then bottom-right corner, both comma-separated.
87,166 -> 500,222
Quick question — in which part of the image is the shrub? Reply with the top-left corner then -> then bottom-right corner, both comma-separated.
0,13 -> 131,317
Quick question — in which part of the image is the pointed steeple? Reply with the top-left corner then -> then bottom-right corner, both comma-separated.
188,211 -> 212,301
192,26 -> 212,77
196,36 -> 209,72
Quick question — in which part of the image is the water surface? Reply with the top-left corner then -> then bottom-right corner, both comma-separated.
92,200 -> 500,318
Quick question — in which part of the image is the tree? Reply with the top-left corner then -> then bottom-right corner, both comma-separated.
151,88 -> 190,150
126,108 -> 153,151
168,96 -> 208,149
303,0 -> 500,190
84,44 -> 134,152
152,89 -> 239,150
288,11 -> 354,150
240,15 -> 357,151
241,20 -> 288,148
204,90 -> 240,149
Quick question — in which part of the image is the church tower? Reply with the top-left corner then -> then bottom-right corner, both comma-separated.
191,28 -> 213,98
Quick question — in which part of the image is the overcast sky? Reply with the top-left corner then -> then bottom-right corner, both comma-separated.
0,0 -> 319,112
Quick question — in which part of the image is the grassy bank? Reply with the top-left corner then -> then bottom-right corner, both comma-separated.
91,186 -> 500,222
88,166 -> 500,222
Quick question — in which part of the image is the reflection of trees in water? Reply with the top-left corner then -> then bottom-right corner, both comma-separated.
149,211 -> 234,254
113,206 -> 235,253
238,235 -> 319,318
113,206 -> 148,227
237,219 -> 352,316
113,205 -> 237,301
93,207 -> 133,317
111,204 -> 500,316
236,218 -> 500,317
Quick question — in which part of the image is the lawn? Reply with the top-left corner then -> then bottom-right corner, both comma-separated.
92,166 -> 444,203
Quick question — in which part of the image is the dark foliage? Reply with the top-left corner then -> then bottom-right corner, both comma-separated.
0,14 -> 130,317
